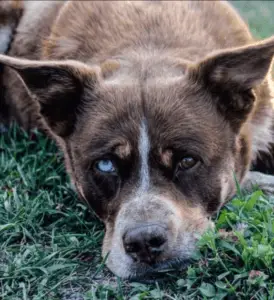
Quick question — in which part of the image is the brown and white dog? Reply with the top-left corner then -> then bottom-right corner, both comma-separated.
0,1 -> 274,279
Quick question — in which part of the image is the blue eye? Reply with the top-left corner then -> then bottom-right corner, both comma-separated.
96,159 -> 116,173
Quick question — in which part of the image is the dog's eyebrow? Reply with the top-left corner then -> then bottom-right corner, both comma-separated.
83,139 -> 133,160
166,137 -> 213,164
114,142 -> 132,159
159,148 -> 173,168
165,137 -> 206,152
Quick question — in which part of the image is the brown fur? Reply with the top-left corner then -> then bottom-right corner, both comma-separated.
0,0 -> 23,123
0,0 -> 22,29
0,1 -> 274,279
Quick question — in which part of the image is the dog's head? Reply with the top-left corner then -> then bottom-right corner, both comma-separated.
1,37 -> 274,279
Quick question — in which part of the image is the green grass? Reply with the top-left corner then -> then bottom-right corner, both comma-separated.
232,1 -> 274,39
1,2 -> 274,300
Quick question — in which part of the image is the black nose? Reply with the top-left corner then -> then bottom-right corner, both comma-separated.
123,224 -> 167,264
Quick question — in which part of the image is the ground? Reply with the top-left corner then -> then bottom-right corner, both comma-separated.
0,1 -> 274,300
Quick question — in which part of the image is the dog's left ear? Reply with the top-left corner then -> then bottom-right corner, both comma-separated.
0,54 -> 99,137
191,36 -> 274,131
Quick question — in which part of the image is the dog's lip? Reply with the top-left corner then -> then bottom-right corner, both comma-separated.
127,258 -> 191,282
153,258 -> 191,271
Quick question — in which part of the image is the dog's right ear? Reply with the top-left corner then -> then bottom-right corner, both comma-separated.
0,55 -> 100,137
190,36 -> 274,132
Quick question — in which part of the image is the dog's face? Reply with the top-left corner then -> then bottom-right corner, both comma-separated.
1,37 -> 273,279
70,72 -> 245,278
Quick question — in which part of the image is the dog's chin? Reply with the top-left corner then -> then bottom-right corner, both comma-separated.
131,258 -> 192,282
107,257 -> 191,282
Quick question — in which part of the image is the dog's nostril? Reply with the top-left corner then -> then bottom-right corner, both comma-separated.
148,236 -> 166,248
125,242 -> 140,254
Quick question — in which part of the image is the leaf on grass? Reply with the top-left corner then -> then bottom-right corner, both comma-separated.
233,272 -> 249,283
244,190 -> 263,211
257,244 -> 272,258
176,279 -> 186,287
0,223 -> 16,232
215,281 -> 227,290
150,289 -> 165,299
199,283 -> 216,298
213,291 -> 228,300
217,271 -> 231,281
219,240 -> 241,256
46,264 -> 76,273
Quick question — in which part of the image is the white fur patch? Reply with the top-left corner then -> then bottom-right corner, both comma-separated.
0,26 -> 12,54
138,120 -> 150,192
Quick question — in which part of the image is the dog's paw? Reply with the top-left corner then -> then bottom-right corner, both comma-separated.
242,171 -> 274,196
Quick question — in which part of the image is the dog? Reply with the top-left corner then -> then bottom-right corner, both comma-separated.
0,1 -> 274,279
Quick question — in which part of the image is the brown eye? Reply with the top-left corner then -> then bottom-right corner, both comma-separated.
179,157 -> 198,170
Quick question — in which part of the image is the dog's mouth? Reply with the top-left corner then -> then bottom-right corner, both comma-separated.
127,258 -> 191,283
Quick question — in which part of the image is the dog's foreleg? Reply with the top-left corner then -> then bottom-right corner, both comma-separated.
242,171 -> 274,195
